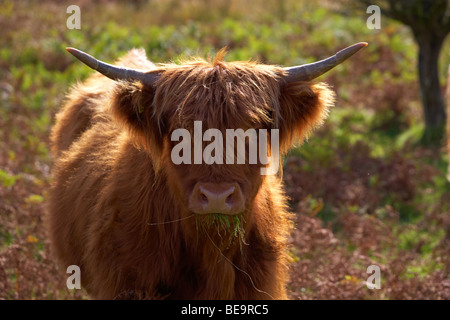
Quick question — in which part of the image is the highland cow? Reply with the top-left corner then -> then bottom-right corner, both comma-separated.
48,43 -> 366,299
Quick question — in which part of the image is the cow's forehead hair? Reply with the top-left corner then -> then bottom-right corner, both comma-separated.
151,50 -> 287,131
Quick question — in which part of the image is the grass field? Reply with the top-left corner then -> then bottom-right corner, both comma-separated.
0,0 -> 449,299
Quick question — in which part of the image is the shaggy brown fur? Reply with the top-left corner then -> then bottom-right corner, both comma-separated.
48,48 -> 334,299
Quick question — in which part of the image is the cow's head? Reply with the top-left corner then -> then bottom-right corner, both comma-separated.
66,43 -> 366,232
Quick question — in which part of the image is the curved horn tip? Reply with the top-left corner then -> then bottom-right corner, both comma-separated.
283,42 -> 368,83
350,42 -> 368,53
356,42 -> 368,47
65,47 -> 99,70
335,42 -> 368,62
65,47 -> 85,56
65,47 -> 80,58
65,47 -> 160,86
349,42 -> 368,53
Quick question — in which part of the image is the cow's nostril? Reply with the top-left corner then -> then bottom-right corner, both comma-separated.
226,194 -> 233,205
200,193 -> 208,204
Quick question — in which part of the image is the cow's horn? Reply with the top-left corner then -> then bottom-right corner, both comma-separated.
66,47 -> 159,86
282,42 -> 368,83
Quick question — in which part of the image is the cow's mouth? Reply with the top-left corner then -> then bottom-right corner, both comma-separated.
194,212 -> 247,248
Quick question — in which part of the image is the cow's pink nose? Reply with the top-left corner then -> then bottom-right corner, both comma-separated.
188,182 -> 245,215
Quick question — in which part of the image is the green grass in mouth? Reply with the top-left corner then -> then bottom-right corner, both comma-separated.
195,213 -> 247,250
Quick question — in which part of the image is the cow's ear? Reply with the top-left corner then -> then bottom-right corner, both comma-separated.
278,82 -> 335,153
111,81 -> 165,161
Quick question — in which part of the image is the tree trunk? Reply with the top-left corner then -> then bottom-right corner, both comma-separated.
415,32 -> 447,144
